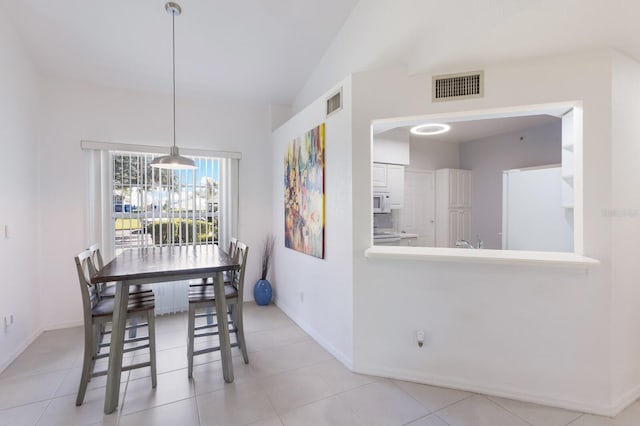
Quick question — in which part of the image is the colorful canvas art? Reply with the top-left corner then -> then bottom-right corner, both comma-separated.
284,123 -> 325,258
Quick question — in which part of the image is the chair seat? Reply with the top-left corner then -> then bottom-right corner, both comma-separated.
188,285 -> 238,303
92,296 -> 156,318
101,283 -> 153,298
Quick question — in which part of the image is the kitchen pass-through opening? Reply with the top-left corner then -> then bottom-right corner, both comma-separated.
370,102 -> 583,256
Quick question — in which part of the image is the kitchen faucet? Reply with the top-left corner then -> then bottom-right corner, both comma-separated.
455,239 -> 483,249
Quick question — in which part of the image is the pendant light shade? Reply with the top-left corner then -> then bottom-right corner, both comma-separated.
151,2 -> 196,170
151,146 -> 196,169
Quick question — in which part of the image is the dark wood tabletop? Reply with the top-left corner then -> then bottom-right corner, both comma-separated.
91,245 -> 239,284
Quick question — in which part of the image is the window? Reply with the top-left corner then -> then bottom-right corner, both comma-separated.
110,151 -> 220,255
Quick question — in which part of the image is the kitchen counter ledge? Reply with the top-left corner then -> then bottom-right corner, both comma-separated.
365,245 -> 599,268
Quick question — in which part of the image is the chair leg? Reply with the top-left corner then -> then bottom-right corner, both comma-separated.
232,303 -> 249,364
90,324 -> 99,374
76,323 -> 95,406
147,311 -> 157,388
187,303 -> 195,378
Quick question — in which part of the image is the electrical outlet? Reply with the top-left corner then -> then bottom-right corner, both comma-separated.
4,314 -> 15,332
417,330 -> 425,348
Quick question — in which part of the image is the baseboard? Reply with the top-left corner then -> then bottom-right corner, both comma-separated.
354,363 -> 622,417
0,327 -> 44,374
42,320 -> 84,331
609,383 -> 640,417
273,296 -> 353,370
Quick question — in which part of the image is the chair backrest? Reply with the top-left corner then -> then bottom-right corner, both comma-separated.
88,243 -> 110,293
228,237 -> 239,260
74,249 -> 100,325
231,242 -> 249,301
87,243 -> 105,270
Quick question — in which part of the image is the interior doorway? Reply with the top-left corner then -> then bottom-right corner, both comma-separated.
399,169 -> 435,247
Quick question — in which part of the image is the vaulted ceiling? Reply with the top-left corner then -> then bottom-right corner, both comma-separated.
5,0 -> 359,104
7,0 -> 640,108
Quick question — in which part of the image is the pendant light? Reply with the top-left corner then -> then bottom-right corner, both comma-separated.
151,2 -> 196,170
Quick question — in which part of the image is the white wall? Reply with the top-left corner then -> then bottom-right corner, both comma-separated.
409,137 -> 460,171
37,78 -> 273,329
350,51 -> 617,414
610,52 -> 640,408
0,12 -> 42,371
459,122 -> 562,249
271,77 -> 354,365
373,128 -> 410,165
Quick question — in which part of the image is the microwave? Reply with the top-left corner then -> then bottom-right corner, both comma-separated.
373,192 -> 391,213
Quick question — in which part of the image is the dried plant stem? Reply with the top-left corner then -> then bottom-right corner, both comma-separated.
261,234 -> 275,280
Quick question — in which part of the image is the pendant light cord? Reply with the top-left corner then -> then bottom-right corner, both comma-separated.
172,11 -> 176,149
151,3 -> 194,169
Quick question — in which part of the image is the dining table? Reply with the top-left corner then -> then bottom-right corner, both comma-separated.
91,244 -> 240,414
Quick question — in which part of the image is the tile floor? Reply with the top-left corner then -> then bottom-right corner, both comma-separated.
1,303 -> 640,425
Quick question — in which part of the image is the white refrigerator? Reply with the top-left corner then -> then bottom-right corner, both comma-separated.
502,166 -> 573,252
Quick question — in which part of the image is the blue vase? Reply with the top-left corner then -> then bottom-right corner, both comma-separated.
253,279 -> 272,305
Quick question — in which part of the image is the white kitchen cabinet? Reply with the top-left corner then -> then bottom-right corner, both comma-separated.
437,168 -> 471,208
373,163 -> 404,209
372,163 -> 387,187
435,169 -> 472,247
446,209 -> 471,247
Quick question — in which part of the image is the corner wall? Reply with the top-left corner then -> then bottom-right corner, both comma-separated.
271,77 -> 354,365
351,52 -> 615,414
0,12 -> 42,371
610,51 -> 640,411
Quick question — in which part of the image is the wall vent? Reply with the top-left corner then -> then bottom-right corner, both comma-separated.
432,71 -> 484,102
326,87 -> 343,117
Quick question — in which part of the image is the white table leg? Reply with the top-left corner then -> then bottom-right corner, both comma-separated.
104,282 -> 129,414
213,271 -> 234,383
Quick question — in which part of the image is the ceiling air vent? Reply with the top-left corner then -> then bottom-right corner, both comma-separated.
326,87 -> 342,117
432,71 -> 484,102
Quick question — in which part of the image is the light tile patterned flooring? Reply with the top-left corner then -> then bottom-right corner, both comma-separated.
1,303 -> 640,425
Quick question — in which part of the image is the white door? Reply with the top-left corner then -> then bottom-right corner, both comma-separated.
387,165 -> 405,209
399,170 -> 435,247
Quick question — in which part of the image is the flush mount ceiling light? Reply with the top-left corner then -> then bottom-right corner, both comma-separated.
151,2 -> 196,170
410,123 -> 451,136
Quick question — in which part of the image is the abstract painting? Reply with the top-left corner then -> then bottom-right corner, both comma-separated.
284,123 -> 325,258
